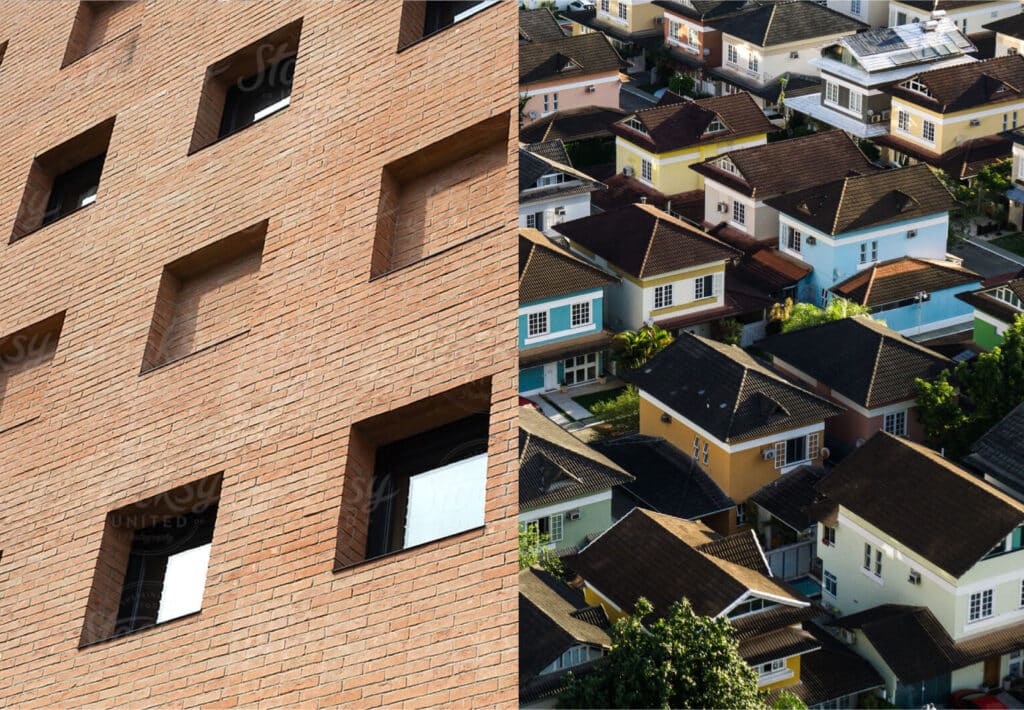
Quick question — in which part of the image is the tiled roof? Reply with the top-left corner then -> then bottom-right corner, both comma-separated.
519,106 -> 628,144
519,8 -> 566,43
759,316 -> 951,408
574,508 -> 805,618
589,176 -> 706,223
690,131 -> 878,199
697,530 -> 770,573
984,12 -> 1024,40
730,603 -> 820,641
873,133 -> 1011,180
896,0 -> 1006,12
519,405 -> 634,510
612,92 -> 777,154
831,257 -> 981,306
771,625 -> 884,707
955,269 -> 1024,324
835,18 -> 974,73
520,32 -> 623,85
710,1 -> 866,47
519,228 -> 617,304
519,329 -> 616,369
764,164 -> 959,235
738,626 -> 820,666
623,334 -> 844,444
518,147 -> 606,201
705,69 -> 821,103
591,434 -> 735,521
525,139 -> 571,165
966,402 -> 1024,497
653,283 -> 775,330
654,0 -> 749,21
749,465 -> 827,532
815,432 -> 1024,578
554,203 -> 741,279
733,248 -> 813,294
889,55 -> 1024,113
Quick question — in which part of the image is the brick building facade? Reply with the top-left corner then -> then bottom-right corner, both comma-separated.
0,2 -> 518,706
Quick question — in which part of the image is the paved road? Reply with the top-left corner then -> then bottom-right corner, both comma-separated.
950,238 -> 1024,278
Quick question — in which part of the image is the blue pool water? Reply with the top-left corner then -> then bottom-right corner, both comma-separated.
789,576 -> 821,598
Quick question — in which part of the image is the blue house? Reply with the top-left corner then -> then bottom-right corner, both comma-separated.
764,164 -> 981,336
519,228 -> 617,395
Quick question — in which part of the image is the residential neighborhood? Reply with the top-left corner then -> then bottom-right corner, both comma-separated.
517,2 -> 1024,707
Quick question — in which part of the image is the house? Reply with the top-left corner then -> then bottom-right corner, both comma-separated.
1006,128 -> 1024,228
758,316 -> 952,452
654,0 -> 750,95
520,9 -> 624,125
785,18 -> 976,140
611,92 -> 777,195
874,55 -> 1024,174
830,257 -> 982,337
519,228 -> 618,395
519,105 -> 628,177
748,465 -> 827,582
519,144 -> 606,236
561,0 -> 664,74
705,1 -> 867,106
519,567 -> 611,706
690,129 -> 879,243
519,404 -> 634,551
984,12 -> 1024,58
955,268 -> 1024,348
825,0 -> 890,29
813,432 -> 1024,706
623,333 -> 844,529
553,203 -> 746,336
888,1 -> 1020,38
764,163 -> 961,307
965,402 -> 1024,502
591,433 -> 735,534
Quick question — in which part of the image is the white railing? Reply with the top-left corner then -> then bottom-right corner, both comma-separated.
766,539 -> 816,580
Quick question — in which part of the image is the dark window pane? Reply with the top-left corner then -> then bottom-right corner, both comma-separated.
42,154 -> 106,226
218,55 -> 295,140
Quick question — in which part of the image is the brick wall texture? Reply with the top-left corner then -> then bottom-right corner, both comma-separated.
0,2 -> 519,707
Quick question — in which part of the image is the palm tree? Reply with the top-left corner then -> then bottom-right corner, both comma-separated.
613,324 -> 674,370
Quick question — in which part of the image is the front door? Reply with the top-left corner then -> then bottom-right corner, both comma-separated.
543,362 -> 558,391
983,656 -> 1001,688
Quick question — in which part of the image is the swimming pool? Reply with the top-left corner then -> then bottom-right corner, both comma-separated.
789,575 -> 822,598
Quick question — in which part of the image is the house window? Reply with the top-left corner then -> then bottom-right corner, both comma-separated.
571,301 -> 591,327
786,226 -> 801,252
527,211 -> 544,231
601,0 -> 609,12
564,353 -> 598,385
718,157 -> 739,175
528,311 -> 548,337
863,542 -> 871,570
808,432 -> 821,460
748,54 -> 758,72
688,27 -> 700,46
896,11 -> 907,24
884,411 -> 907,437
898,110 -> 909,132
541,645 -> 604,675
218,54 -> 295,141
625,117 -> 647,134
850,91 -> 862,113
736,504 -> 747,526
774,434 -> 814,468
727,44 -> 737,64
903,77 -> 931,97
992,287 -> 1023,310
969,589 -> 994,622
62,1 -> 143,67
1010,47 -> 1019,56
537,173 -> 567,187
1010,649 -> 1023,678
1019,580 -> 1024,608
669,20 -> 681,40
400,1 -> 501,46
923,120 -> 935,142
850,0 -> 861,15
860,241 -> 878,263
871,240 -> 878,261
823,525 -> 836,547
695,274 -> 714,300
42,154 -> 105,227
733,200 -> 746,225
705,119 -> 726,134
759,659 -> 786,677
824,570 -> 838,596
786,436 -> 806,464
863,543 -> 882,577
654,284 -> 673,309
826,82 -> 839,104
693,435 -> 700,459
549,513 -> 564,543
543,94 -> 550,113
618,1 -> 627,20
702,442 -> 709,465
641,158 -> 653,182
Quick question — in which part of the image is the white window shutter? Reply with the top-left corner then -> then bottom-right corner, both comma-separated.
713,271 -> 724,297
774,441 -> 786,469
157,543 -> 212,624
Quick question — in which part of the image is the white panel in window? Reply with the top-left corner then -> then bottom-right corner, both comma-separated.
156,543 -> 212,624
404,453 -> 487,548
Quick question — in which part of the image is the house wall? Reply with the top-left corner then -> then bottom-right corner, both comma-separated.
870,283 -> 978,337
644,263 -> 726,326
777,212 -> 950,306
995,32 -> 1024,57
519,352 -> 608,395
889,1 -> 1019,35
703,176 -> 777,240
664,11 -> 722,68
615,133 -> 768,194
597,0 -> 662,37
889,96 -> 1024,156
519,191 -> 594,237
719,33 -> 860,91
820,72 -> 892,125
760,654 -> 802,692
521,71 -> 621,125
583,583 -> 628,622
826,0 -> 889,28
520,492 -> 616,550
973,312 -> 1008,350
519,289 -> 605,349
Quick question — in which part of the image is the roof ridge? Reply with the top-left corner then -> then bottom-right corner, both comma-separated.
728,366 -> 750,435
864,332 -> 886,411
761,3 -> 778,45
861,263 -> 879,304
831,174 -> 851,235
519,240 -> 536,289
519,431 -> 532,466
638,213 -> 661,278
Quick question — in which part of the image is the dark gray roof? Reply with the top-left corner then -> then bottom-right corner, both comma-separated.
623,334 -> 844,444
967,402 -> 1024,497
519,8 -> 566,42
770,625 -> 884,707
519,405 -> 633,510
519,228 -> 617,304
519,106 -> 628,144
749,465 -> 826,532
654,0 -> 749,21
591,434 -> 735,520
518,147 -> 605,201
525,139 -> 571,165
710,1 -> 866,47
520,32 -> 622,85
759,316 -> 951,409
984,12 -> 1024,40
815,432 -> 1024,578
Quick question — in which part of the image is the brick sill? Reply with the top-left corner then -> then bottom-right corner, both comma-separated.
138,329 -> 250,376
186,106 -> 291,157
369,225 -> 503,282
332,525 -> 486,574
78,610 -> 201,651
396,1 -> 502,54
9,201 -> 97,245
0,415 -> 41,437
60,24 -> 142,69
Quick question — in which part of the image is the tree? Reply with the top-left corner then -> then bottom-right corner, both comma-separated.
769,297 -> 875,333
668,72 -> 695,97
589,386 -> 640,440
771,691 -> 808,710
915,314 -> 1024,459
519,524 -> 564,577
559,597 -> 764,709
613,324 -> 674,370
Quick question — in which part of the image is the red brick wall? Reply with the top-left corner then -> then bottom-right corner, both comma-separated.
0,2 -> 518,706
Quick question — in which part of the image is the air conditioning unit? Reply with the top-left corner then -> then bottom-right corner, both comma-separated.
871,114 -> 882,124
907,229 -> 917,238
970,119 -> 981,126
568,510 -> 581,521
717,201 -> 729,213
761,447 -> 776,461
908,570 -> 922,585
790,51 -> 799,59
529,111 -> 538,119
806,235 -> 817,245
586,85 -> 597,93
819,446 -> 830,460
655,16 -> 663,24
623,166 -> 635,176
837,628 -> 856,645
554,206 -> 566,216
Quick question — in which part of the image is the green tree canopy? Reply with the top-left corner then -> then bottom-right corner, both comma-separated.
769,298 -> 875,333
559,597 -> 765,709
519,524 -> 563,577
589,385 -> 640,440
613,324 -> 674,370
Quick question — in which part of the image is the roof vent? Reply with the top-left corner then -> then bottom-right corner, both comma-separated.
923,19 -> 938,32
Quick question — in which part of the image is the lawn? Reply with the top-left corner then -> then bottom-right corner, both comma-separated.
992,233 -> 1024,258
572,386 -> 627,413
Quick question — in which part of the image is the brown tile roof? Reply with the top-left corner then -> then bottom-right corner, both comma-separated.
519,147 -> 606,201
889,55 -> 1024,113
759,316 -> 952,408
623,334 -> 845,444
831,257 -> 981,307
765,164 -> 959,235
519,106 -> 628,144
873,133 -> 1012,181
553,203 -> 741,279
815,432 -> 1024,578
984,12 -> 1024,40
519,405 -> 634,510
612,93 -> 777,154
520,32 -> 623,85
519,329 -> 616,369
710,1 -> 867,47
574,509 -> 806,618
733,248 -> 814,293
519,228 -> 617,304
590,177 -> 706,223
731,603 -> 820,641
895,0 -> 1004,10
966,402 -> 1024,498
771,625 -> 884,707
749,465 -> 827,532
653,0 -> 749,22
519,8 -> 566,43
739,626 -> 821,665
955,269 -> 1024,324
690,131 -> 878,199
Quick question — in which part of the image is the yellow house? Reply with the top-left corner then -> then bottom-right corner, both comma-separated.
611,92 -> 776,195
623,334 -> 844,531
889,0 -> 1020,36
571,509 -> 869,698
568,0 -> 662,41
878,55 -> 1024,173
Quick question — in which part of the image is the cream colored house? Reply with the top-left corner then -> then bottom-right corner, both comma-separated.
984,13 -> 1024,57
889,0 -> 1020,36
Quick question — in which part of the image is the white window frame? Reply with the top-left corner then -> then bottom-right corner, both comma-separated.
774,432 -> 818,469
618,1 -> 627,20
702,441 -> 709,465
571,301 -> 591,328
654,284 -> 674,309
564,353 -> 598,386
727,44 -> 738,65
528,311 -> 549,337
736,504 -> 747,525
695,274 -> 714,300
641,158 -> 653,183
849,91 -> 862,113
884,410 -> 907,437
748,53 -> 758,72
824,570 -> 837,596
549,513 -> 564,543
923,120 -> 935,143
732,200 -> 746,225
850,0 -> 861,16
693,435 -> 700,460
898,109 -> 910,132
786,226 -> 801,253
969,589 -> 994,622
825,82 -> 839,105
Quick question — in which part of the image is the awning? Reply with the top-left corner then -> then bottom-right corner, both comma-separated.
1006,186 -> 1024,203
